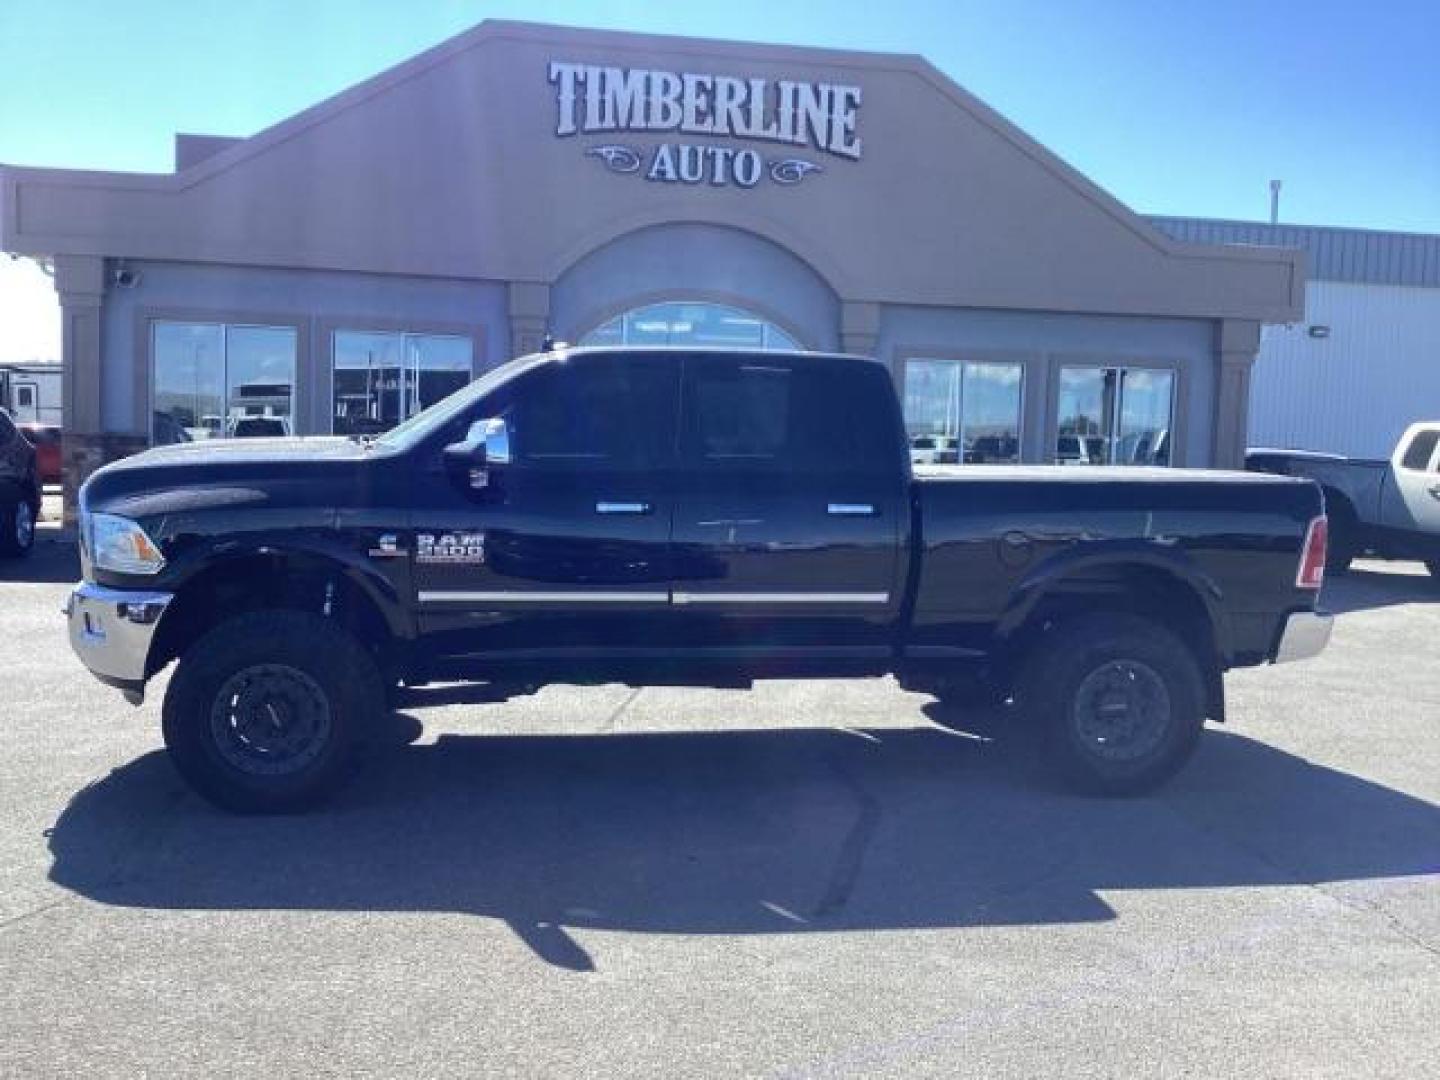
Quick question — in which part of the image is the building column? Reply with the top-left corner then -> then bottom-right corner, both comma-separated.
508,281 -> 551,357
1214,319 -> 1261,470
840,301 -> 880,356
53,255 -> 105,524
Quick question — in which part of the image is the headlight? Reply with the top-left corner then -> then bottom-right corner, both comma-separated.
88,513 -> 167,575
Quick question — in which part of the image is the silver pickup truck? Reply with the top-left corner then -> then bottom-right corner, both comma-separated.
1249,421 -> 1440,577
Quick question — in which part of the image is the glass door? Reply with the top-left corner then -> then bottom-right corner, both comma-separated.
1056,366 -> 1174,465
333,331 -> 472,436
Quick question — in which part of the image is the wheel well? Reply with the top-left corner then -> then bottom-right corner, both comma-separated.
1001,563 -> 1225,720
149,555 -> 397,678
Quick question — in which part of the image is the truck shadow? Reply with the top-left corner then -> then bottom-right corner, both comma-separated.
46,725 -> 1440,972
1323,566 -> 1439,614
0,538 -> 79,584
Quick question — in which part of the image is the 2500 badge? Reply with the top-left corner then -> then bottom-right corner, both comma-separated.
416,532 -> 486,565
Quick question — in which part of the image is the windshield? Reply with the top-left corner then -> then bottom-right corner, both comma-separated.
372,356 -> 537,452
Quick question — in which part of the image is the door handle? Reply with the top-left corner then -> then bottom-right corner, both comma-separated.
596,501 -> 652,515
827,502 -> 877,516
1427,484 -> 1440,500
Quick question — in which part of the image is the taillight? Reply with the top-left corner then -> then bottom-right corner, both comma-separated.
1296,515 -> 1328,589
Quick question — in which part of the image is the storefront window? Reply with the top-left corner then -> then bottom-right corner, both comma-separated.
1056,365 -> 1174,465
332,330 -> 473,436
903,358 -> 1023,464
152,321 -> 296,444
580,301 -> 801,351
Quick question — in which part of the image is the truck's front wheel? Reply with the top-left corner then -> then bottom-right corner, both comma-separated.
1020,613 -> 1206,796
161,611 -> 383,813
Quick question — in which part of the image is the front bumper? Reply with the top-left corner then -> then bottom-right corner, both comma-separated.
1272,609 -> 1334,664
64,582 -> 173,697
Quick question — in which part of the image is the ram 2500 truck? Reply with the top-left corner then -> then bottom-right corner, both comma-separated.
66,347 -> 1332,812
1249,421 -> 1440,577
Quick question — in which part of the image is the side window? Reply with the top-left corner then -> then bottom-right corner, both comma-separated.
685,359 -> 899,473
505,357 -> 678,471
1400,429 -> 1439,471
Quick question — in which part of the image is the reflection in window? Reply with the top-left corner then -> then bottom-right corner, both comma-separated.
152,322 -> 296,444
1056,366 -> 1174,465
580,301 -> 801,351
333,331 -> 472,436
903,359 -> 1023,464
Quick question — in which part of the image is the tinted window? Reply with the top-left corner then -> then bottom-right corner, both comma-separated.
1400,429 -> 1439,471
506,357 -> 677,471
685,358 -> 899,473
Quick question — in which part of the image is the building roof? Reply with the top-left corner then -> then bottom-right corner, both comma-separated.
1148,216 -> 1440,289
1,20 -> 1304,323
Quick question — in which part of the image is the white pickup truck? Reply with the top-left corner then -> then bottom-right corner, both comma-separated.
1249,421 -> 1440,577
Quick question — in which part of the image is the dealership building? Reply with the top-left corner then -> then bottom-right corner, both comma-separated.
0,20 -> 1306,497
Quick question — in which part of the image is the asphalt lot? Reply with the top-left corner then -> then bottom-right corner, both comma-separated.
2,537 -> 1438,1078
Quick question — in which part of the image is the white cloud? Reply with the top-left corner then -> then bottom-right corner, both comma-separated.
0,257 -> 61,364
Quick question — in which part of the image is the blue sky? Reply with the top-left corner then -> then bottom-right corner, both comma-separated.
0,0 -> 1436,233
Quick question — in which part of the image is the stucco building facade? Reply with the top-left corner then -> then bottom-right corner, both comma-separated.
0,20 -> 1304,499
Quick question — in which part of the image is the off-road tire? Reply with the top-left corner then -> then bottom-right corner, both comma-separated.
1020,613 -> 1206,796
162,610 -> 383,813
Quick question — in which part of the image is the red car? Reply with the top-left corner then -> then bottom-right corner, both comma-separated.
18,423 -> 61,486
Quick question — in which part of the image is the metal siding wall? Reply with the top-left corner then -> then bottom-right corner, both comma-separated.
1249,281 -> 1440,457
1148,217 -> 1440,288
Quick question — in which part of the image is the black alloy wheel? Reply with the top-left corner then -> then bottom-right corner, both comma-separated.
162,610 -> 383,813
1021,613 -> 1206,795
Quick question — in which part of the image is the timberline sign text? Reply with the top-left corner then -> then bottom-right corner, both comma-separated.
548,61 -> 862,188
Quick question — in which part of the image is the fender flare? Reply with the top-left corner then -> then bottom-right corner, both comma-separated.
995,540 -> 1228,658
164,533 -> 412,641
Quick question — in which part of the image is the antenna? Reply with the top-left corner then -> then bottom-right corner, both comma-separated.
1269,179 -> 1282,225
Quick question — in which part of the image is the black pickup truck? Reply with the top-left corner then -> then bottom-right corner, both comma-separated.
67,347 -> 1332,812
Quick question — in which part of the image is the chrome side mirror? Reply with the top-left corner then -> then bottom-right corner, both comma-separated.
474,417 -> 511,465
443,417 -> 510,490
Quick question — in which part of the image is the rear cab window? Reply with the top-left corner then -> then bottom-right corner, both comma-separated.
682,354 -> 903,476
1399,428 -> 1440,471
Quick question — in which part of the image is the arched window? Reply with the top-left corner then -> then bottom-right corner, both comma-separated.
579,301 -> 802,351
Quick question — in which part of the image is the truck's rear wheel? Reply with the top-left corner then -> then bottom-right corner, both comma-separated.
162,611 -> 383,813
1020,613 -> 1206,796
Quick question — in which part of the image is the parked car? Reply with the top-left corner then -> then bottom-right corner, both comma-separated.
18,422 -> 61,486
0,408 -> 41,558
1056,434 -> 1107,465
152,412 -> 193,447
229,415 -> 292,439
909,434 -> 960,464
66,347 -> 1331,812
1248,421 -> 1440,576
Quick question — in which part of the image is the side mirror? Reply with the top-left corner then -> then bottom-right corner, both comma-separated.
443,417 -> 511,489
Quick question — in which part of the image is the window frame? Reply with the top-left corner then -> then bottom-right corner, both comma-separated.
144,314 -> 303,445
577,297 -> 807,353
897,353 -> 1028,466
328,325 -> 478,437
318,316 -> 486,437
138,307 -> 308,444
1048,356 -> 1186,467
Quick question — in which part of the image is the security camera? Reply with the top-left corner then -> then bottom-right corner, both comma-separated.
112,267 -> 140,288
